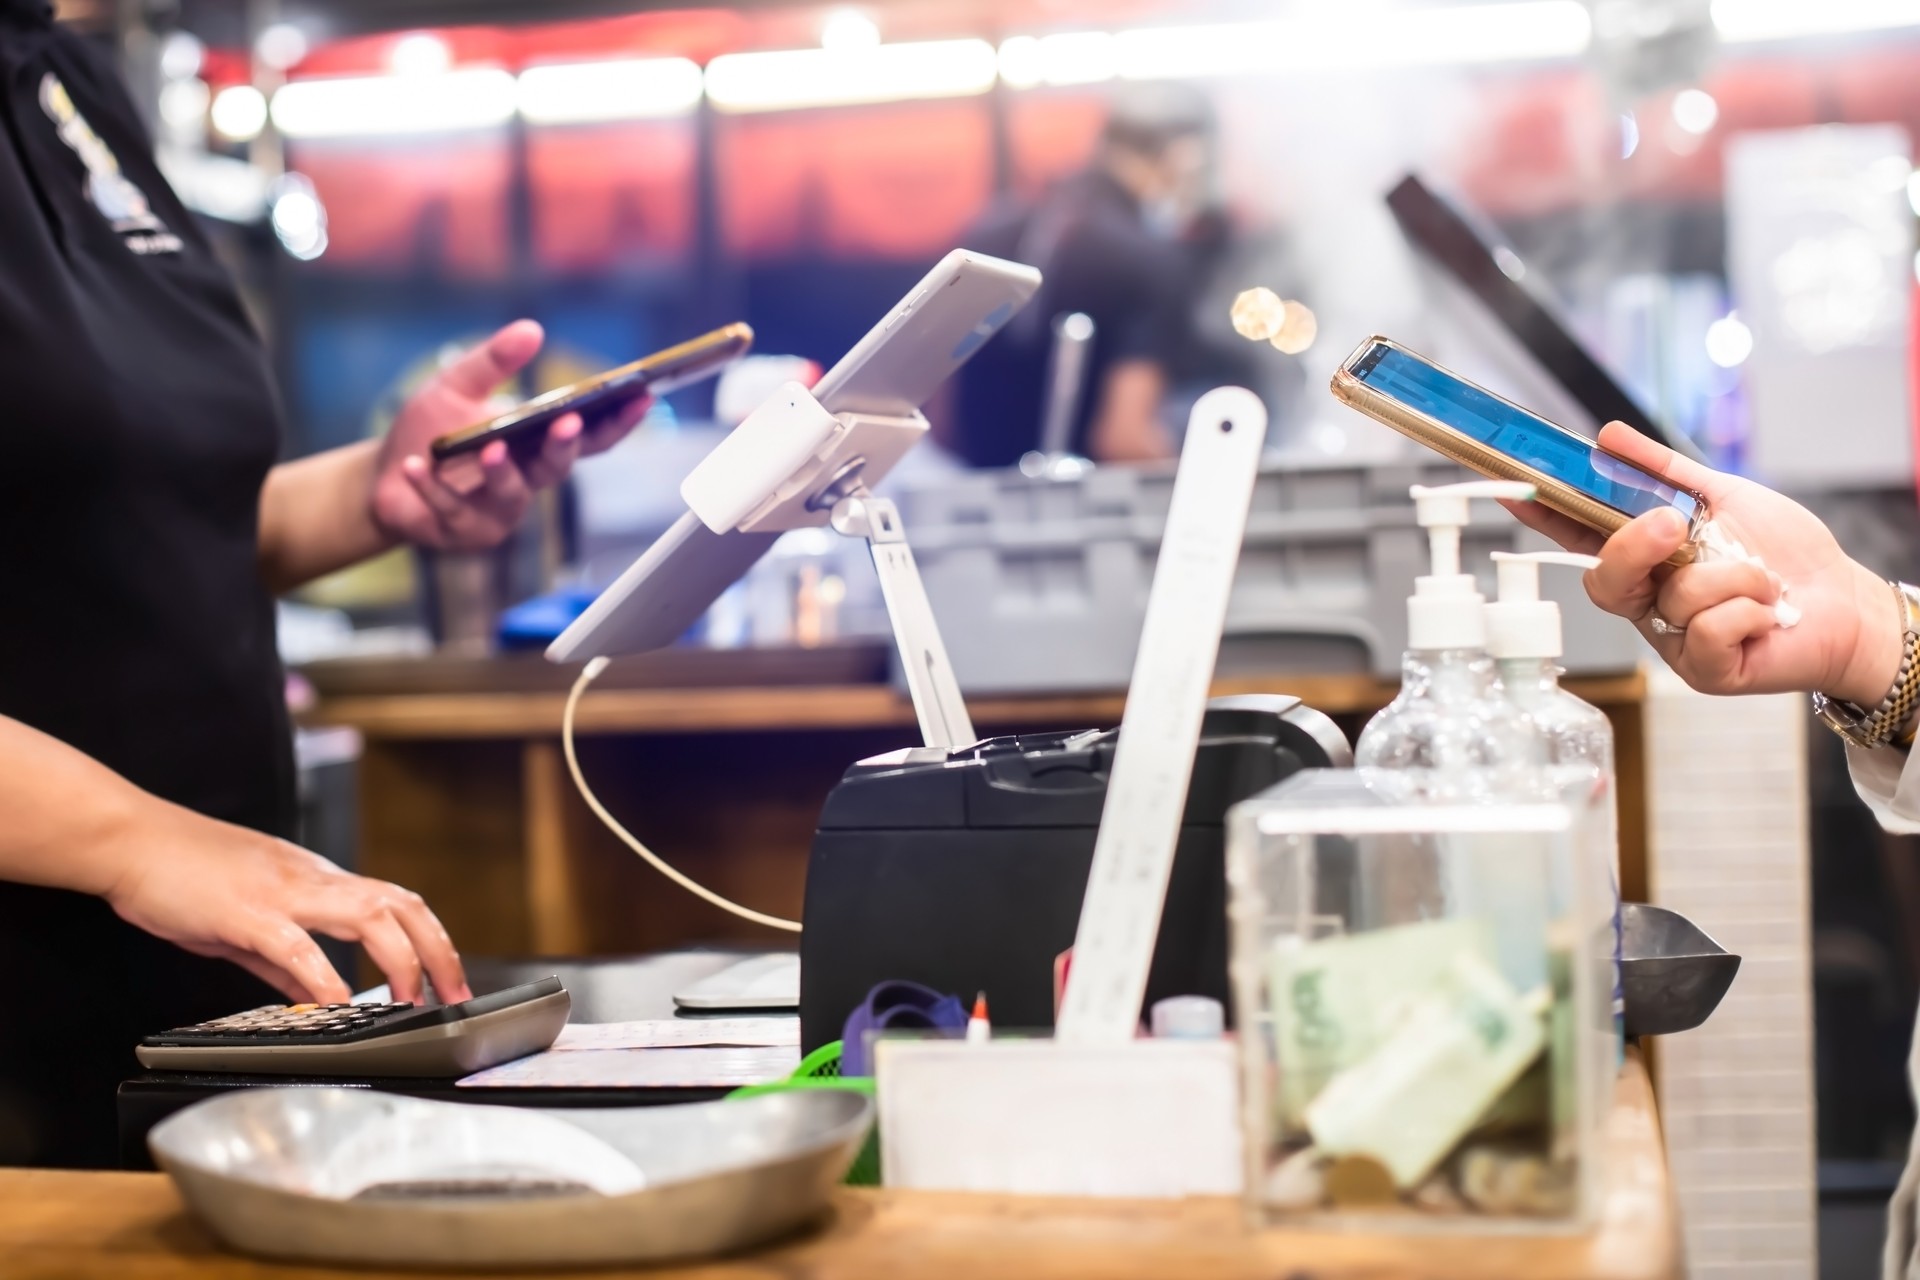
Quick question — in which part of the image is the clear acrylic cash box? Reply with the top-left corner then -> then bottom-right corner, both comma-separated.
1225,769 -> 1615,1232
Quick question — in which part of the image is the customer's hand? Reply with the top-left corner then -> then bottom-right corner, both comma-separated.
101,802 -> 470,1006
1506,422 -> 1903,705
370,320 -> 650,551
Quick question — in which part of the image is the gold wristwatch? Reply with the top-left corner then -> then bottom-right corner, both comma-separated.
1813,580 -> 1920,749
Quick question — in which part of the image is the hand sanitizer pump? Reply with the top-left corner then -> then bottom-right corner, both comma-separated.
1402,482 -> 1529,653
1355,481 -> 1540,798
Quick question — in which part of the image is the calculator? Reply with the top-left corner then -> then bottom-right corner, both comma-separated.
135,977 -> 571,1078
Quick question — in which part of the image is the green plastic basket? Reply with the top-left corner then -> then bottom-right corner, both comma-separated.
793,1040 -> 847,1079
729,1040 -> 879,1186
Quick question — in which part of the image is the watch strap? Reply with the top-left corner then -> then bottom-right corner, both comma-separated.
1815,581 -> 1920,749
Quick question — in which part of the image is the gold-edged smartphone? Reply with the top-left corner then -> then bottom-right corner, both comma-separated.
1331,335 -> 1708,566
431,322 -> 754,491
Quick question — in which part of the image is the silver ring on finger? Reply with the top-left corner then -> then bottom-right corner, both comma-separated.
1648,612 -> 1687,637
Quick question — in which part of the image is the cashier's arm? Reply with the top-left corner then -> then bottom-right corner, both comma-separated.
0,714 -> 469,1005
1087,359 -> 1176,463
256,320 -> 647,594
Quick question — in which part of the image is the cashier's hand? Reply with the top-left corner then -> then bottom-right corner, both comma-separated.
370,320 -> 650,551
102,802 -> 471,1006
1503,422 -> 1899,706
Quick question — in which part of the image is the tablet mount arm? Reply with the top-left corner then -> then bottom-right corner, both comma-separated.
810,464 -> 975,750
679,382 -> 975,751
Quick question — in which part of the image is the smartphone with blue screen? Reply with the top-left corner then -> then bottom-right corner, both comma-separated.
1332,336 -> 1708,565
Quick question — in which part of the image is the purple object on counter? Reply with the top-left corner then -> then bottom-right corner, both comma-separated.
839,980 -> 968,1077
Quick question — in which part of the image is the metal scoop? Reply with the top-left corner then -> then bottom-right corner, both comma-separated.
1620,902 -> 1741,1038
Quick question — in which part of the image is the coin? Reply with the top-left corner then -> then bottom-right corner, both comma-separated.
1264,1146 -> 1328,1210
1456,1145 -> 1575,1216
1325,1154 -> 1398,1207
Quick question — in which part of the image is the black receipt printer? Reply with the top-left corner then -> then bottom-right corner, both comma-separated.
797,694 -> 1352,1050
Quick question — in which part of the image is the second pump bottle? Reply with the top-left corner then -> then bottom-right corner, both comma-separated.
1356,481 -> 1624,1034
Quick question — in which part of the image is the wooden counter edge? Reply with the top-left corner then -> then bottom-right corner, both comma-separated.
1,1054 -> 1679,1280
304,670 -> 1649,739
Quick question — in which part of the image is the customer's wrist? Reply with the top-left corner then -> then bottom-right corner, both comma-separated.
1832,563 -> 1909,707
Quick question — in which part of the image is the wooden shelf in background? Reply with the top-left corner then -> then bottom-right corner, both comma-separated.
296,653 -> 1647,962
303,661 -> 1645,740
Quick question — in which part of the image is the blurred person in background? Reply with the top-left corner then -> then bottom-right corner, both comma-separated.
948,82 -> 1251,467
1510,423 -> 1920,1280
0,0 -> 645,1167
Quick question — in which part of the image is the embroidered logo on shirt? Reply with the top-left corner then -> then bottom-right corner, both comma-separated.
38,73 -> 183,256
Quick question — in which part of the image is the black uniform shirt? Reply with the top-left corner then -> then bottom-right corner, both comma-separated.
0,6 -> 291,830
952,170 -> 1190,468
0,2 -> 293,1167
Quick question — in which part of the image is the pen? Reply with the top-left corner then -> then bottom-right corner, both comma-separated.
967,992 -> 991,1045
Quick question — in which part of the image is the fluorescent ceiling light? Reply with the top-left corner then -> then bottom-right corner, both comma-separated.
270,174 -> 329,261
255,22 -> 310,73
997,35 -> 1044,87
1711,0 -> 1920,40
1109,1 -> 1591,80
210,84 -> 267,140
518,58 -> 704,123
1705,313 -> 1753,368
705,39 -> 998,112
999,32 -> 1119,88
821,9 -> 882,51
1671,88 -> 1719,134
160,32 -> 203,81
159,77 -> 210,131
271,68 -> 517,138
391,33 -> 453,76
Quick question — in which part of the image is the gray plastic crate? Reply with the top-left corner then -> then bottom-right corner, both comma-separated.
894,459 -> 1642,694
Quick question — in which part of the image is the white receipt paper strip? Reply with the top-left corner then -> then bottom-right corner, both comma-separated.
1055,387 -> 1269,1047
458,1046 -> 800,1090
550,1018 -> 799,1052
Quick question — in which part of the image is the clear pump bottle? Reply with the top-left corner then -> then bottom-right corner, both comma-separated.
1486,550 -> 1623,1048
1486,552 -> 1615,783
1355,482 -> 1542,803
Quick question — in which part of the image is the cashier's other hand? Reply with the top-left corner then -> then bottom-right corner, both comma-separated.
102,802 -> 470,1007
370,320 -> 649,551
1502,422 -> 1900,706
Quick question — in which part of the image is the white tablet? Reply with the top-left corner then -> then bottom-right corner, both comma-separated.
672,953 -> 801,1011
548,250 -> 1040,663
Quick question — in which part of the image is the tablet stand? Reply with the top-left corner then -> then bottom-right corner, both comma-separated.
677,384 -> 975,752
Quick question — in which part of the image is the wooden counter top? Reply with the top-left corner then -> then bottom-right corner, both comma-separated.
5,1057 -> 1678,1280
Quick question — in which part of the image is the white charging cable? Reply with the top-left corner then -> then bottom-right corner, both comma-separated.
562,657 -> 803,933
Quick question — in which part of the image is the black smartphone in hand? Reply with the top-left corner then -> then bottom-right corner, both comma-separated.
431,322 -> 753,490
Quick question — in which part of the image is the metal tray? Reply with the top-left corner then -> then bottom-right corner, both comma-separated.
150,1087 -> 871,1270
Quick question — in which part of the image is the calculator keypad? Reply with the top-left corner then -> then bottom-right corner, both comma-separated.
155,1002 -> 418,1044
